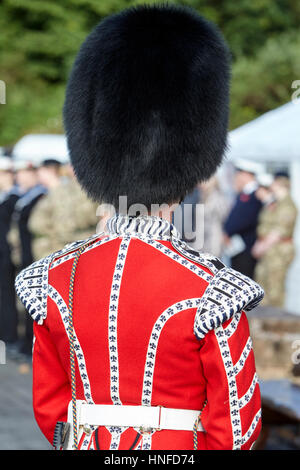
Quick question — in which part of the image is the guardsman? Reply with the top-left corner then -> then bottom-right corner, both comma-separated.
252,171 -> 298,307
223,160 -> 263,278
15,5 -> 263,450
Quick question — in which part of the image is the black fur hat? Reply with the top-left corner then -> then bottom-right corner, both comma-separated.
63,3 -> 230,209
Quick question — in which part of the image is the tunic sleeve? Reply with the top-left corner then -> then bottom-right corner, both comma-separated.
32,321 -> 71,445
194,266 -> 264,449
199,311 -> 262,449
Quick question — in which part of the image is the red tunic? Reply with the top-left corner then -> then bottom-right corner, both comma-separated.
15,214 -> 263,450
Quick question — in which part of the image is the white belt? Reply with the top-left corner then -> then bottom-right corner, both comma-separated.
68,400 -> 205,433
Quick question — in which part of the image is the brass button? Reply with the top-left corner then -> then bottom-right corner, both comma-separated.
83,424 -> 92,435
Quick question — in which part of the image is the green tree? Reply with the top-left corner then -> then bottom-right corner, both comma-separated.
230,31 -> 300,129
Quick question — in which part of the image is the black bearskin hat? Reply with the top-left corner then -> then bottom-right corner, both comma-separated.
63,3 -> 230,209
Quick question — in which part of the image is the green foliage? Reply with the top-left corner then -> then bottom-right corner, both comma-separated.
230,31 -> 300,129
0,0 -> 299,145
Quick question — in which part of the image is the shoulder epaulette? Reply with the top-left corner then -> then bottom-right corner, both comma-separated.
171,237 -> 225,275
15,233 -> 102,324
15,253 -> 55,325
194,266 -> 264,340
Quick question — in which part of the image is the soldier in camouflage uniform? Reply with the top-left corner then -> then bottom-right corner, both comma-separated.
252,172 -> 298,307
29,160 -> 99,259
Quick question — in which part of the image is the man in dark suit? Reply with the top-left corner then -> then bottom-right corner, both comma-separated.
224,160 -> 263,278
0,157 -> 20,346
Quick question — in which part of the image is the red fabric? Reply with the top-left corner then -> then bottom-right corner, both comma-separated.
31,235 -> 261,450
32,322 -> 70,444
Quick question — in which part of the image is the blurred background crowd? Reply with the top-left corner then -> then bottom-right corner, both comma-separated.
0,148 -> 298,365
184,162 -> 298,308
0,152 -> 98,360
0,0 -> 300,451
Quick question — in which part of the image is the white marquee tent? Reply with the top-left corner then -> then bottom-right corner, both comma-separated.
227,100 -> 300,163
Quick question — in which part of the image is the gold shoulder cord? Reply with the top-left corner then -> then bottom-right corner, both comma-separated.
68,241 -> 94,450
193,399 -> 207,450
